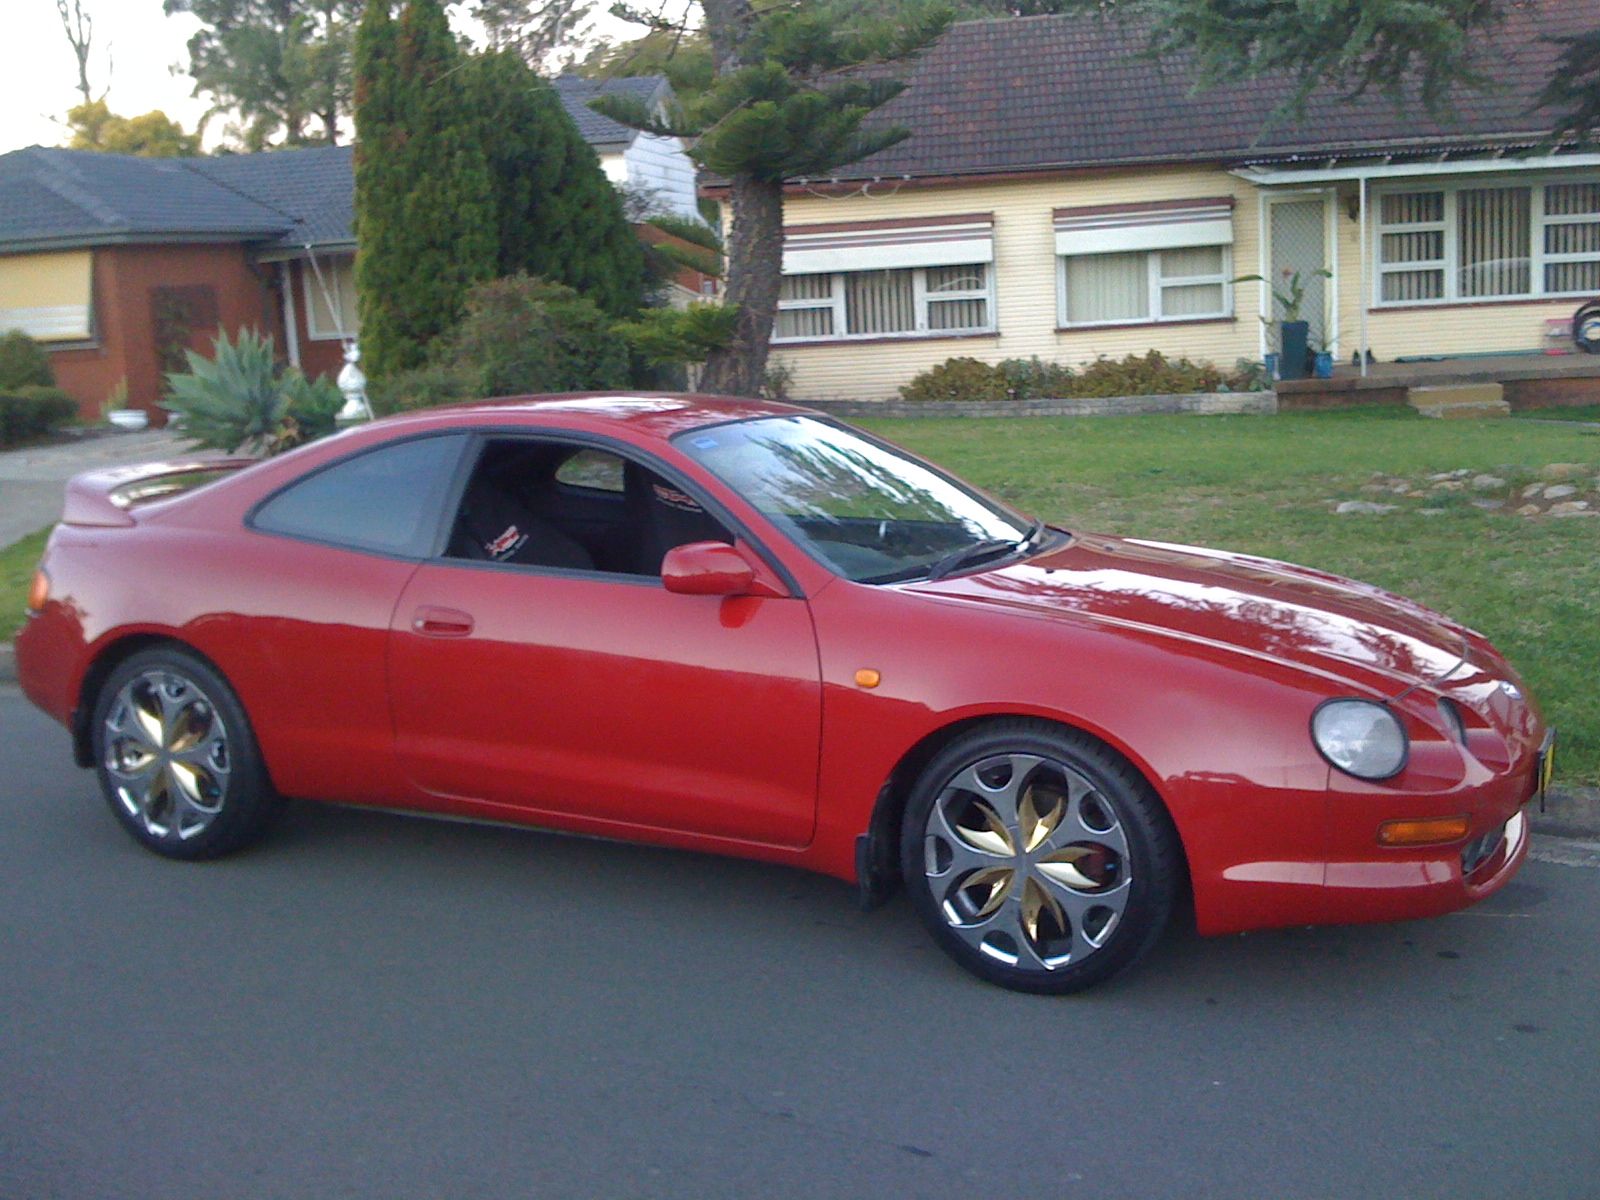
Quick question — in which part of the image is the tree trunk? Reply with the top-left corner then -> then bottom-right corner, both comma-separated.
700,172 -> 782,397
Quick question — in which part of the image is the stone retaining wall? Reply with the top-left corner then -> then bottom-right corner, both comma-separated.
797,392 -> 1278,419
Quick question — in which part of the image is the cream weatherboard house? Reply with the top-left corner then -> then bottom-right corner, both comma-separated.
726,1 -> 1600,401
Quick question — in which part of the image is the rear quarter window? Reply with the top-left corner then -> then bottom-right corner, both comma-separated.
251,434 -> 467,556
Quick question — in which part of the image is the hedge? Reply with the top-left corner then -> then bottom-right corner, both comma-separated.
0,387 -> 78,447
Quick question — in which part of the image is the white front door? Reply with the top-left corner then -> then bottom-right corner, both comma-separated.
1267,195 -> 1335,359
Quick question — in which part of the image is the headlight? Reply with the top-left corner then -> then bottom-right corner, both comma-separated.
1437,697 -> 1467,745
1311,699 -> 1409,780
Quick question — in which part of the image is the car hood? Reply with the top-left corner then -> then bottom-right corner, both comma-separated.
905,534 -> 1485,695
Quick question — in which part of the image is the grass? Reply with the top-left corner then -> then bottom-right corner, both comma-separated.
859,407 -> 1600,786
1521,404 -> 1600,423
1,526 -> 51,642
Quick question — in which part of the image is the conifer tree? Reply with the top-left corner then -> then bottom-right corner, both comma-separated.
461,51 -> 646,319
354,0 -> 497,376
594,1 -> 953,395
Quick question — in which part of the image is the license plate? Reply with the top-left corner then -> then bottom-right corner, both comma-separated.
1536,730 -> 1557,804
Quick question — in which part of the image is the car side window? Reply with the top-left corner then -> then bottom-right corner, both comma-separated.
445,437 -> 733,577
252,434 -> 467,557
554,448 -> 625,493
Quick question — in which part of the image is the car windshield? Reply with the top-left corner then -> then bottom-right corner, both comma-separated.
676,415 -> 1044,583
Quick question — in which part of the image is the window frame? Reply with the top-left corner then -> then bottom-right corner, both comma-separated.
1056,244 -> 1233,329
245,431 -> 474,560
301,255 -> 359,341
772,263 -> 997,344
1372,173 -> 1600,308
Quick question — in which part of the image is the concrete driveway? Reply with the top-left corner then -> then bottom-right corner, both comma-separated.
0,429 -> 192,546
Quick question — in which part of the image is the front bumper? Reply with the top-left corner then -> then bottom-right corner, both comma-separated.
1321,756 -> 1537,926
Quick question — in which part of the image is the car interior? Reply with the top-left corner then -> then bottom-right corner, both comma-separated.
445,439 -> 733,576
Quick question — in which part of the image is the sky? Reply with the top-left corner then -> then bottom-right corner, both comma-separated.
0,1 -> 656,156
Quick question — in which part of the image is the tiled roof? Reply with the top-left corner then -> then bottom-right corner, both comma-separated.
812,0 -> 1597,183
0,76 -> 665,253
0,146 -> 293,250
187,145 -> 355,248
553,74 -> 666,148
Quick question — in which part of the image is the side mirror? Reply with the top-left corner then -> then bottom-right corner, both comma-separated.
662,541 -> 781,597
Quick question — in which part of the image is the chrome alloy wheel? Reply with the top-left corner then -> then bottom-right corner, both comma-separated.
103,669 -> 231,844
921,753 -> 1130,972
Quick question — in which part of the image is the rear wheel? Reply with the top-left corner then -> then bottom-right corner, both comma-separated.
92,647 -> 279,860
901,721 -> 1181,993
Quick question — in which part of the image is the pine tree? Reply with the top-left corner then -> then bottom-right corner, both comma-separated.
460,51 -> 646,319
354,0 -> 497,377
594,1 -> 953,395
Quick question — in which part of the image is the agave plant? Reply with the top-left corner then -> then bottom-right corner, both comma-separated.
164,328 -> 342,455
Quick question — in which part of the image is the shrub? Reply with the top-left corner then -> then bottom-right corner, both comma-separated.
0,386 -> 77,447
0,330 -> 55,390
897,357 -> 1009,403
163,328 -> 341,455
437,275 -> 631,397
1069,350 -> 1235,397
998,356 -> 1076,400
614,302 -> 739,368
899,351 -> 1255,403
368,363 -> 477,416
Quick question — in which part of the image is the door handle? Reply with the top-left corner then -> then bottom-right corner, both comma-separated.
412,606 -> 474,638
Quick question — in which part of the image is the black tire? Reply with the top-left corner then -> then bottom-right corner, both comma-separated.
899,719 -> 1182,994
1574,300 -> 1600,354
91,645 -> 280,860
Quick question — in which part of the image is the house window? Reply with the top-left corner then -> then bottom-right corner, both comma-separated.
774,264 -> 992,342
302,255 -> 359,340
0,250 -> 94,342
1375,176 -> 1600,305
1059,245 -> 1231,326
1053,198 -> 1235,328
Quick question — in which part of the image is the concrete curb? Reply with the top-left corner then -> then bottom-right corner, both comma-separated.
2,636 -> 1596,841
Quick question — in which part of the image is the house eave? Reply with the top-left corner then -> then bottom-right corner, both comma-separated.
699,134 -> 1590,198
0,229 -> 292,255
255,239 -> 359,263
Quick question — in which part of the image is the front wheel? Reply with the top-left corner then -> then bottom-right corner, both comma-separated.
92,646 -> 280,860
900,721 -> 1182,994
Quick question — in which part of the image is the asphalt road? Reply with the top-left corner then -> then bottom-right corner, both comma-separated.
3,686 -> 1598,1200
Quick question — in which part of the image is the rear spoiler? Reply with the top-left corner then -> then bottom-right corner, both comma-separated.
62,457 -> 255,528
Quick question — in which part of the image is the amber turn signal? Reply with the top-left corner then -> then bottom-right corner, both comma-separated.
26,568 -> 50,612
1377,814 -> 1472,847
854,668 -> 881,689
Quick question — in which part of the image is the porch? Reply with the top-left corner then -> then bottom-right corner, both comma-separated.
1275,349 -> 1600,413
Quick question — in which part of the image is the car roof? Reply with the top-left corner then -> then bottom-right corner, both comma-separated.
372,393 -> 815,444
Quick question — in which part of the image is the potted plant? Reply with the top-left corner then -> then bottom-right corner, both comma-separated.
1235,268 -> 1331,381
103,378 -> 148,430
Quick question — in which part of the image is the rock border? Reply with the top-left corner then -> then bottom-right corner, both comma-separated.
799,392 -> 1278,419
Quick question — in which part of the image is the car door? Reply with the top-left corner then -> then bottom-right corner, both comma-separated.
387,434 -> 823,848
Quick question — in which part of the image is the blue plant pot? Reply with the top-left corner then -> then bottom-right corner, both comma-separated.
1264,353 -> 1280,381
1314,351 -> 1334,379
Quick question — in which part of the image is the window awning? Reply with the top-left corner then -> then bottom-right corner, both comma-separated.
782,214 -> 994,275
0,250 -> 94,342
1053,198 -> 1234,256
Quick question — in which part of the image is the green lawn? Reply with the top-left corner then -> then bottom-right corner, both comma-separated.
1,526 -> 51,642
1521,404 -> 1600,423
861,408 -> 1600,785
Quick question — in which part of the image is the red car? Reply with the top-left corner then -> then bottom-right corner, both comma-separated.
16,395 -> 1549,993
